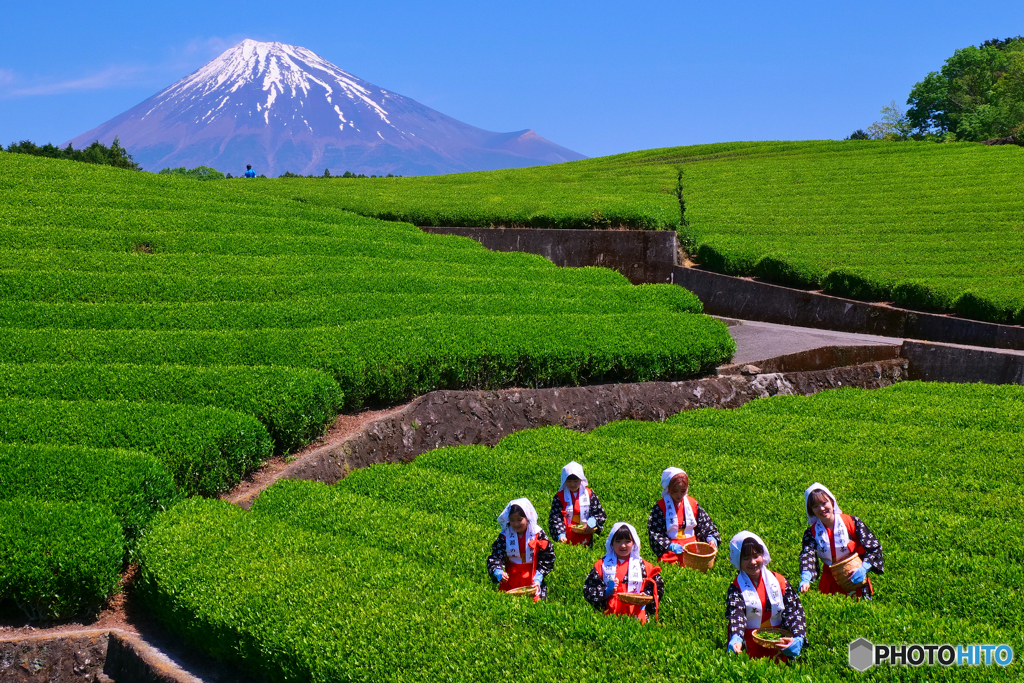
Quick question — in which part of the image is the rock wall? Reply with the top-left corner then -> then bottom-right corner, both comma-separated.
247,359 -> 906,503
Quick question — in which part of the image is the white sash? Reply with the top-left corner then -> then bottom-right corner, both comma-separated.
562,487 -> 591,523
812,514 -> 853,565
602,556 -> 643,593
738,569 -> 784,630
505,527 -> 536,565
664,494 -> 696,540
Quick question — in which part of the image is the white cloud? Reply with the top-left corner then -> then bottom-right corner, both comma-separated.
9,65 -> 147,96
0,36 -> 257,99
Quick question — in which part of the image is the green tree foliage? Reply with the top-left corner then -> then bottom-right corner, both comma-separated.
4,137 -> 141,170
158,165 -> 226,180
906,36 -> 1024,141
864,101 -> 913,141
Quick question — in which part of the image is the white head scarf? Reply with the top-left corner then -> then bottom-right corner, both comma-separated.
603,522 -> 644,592
660,467 -> 695,540
804,482 -> 852,564
729,530 -> 772,569
558,461 -> 591,521
729,531 -> 784,629
498,498 -> 541,564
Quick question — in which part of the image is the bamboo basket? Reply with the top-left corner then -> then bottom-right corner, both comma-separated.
680,542 -> 717,573
571,523 -> 595,534
752,627 -> 793,650
617,592 -> 654,606
831,552 -> 864,593
506,585 -> 538,597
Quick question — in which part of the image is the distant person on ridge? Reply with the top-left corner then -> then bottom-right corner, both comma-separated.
244,164 -> 256,178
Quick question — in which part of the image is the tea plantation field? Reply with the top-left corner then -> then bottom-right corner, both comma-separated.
140,382 -> 1023,682
0,152 -> 733,619
242,141 -> 1024,325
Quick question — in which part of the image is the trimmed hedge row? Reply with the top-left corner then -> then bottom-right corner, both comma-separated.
0,268 -> 632,304
0,399 -> 273,496
0,313 -> 736,410
0,443 -> 178,558
0,498 -> 122,620
0,364 -> 343,454
0,286 -> 703,331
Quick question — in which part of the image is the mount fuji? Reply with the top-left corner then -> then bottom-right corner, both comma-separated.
68,39 -> 586,176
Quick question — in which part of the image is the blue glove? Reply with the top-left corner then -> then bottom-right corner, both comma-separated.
727,635 -> 744,654
850,562 -> 871,585
781,636 -> 804,658
492,568 -> 504,582
558,533 -> 567,543
587,516 -> 598,529
799,570 -> 814,591
532,572 -> 544,587
604,579 -> 617,596
669,542 -> 684,554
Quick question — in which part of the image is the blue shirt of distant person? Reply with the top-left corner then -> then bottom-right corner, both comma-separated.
244,164 -> 256,178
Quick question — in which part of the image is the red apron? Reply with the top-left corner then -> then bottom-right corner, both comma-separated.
817,515 -> 873,598
499,534 -> 544,602
562,489 -> 592,546
740,571 -> 790,662
657,497 -> 699,565
596,559 -> 660,623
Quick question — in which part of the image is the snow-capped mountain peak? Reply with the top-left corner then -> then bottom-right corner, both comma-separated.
69,39 -> 585,176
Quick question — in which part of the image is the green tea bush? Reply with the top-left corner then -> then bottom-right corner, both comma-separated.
0,443 -> 177,557
0,399 -> 272,495
0,364 -> 342,454
0,498 -> 122,620
139,382 -> 1023,681
0,313 -> 734,410
0,286 -> 702,331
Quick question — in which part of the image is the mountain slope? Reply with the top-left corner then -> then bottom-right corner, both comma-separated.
69,39 -> 585,176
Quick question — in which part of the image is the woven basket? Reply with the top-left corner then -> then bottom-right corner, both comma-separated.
617,592 -> 654,606
506,585 -> 538,597
571,523 -> 595,534
680,542 -> 717,573
752,627 -> 793,650
831,552 -> 864,593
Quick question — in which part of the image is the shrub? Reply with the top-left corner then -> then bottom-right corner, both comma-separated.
0,498 -> 122,620
0,399 -> 272,496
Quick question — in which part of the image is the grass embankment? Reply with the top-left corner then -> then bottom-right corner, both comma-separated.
139,382 -> 1024,682
243,141 -> 1024,325
0,152 -> 733,618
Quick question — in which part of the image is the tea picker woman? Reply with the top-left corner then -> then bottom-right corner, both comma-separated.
799,483 -> 884,598
726,531 -> 806,661
584,522 -> 664,623
488,498 -> 555,602
548,461 -> 607,546
647,467 -> 721,564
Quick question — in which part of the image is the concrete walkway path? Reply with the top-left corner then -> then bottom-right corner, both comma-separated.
721,318 -> 902,364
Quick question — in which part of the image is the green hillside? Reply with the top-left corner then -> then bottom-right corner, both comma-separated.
139,382 -> 1024,682
0,152 -> 733,618
240,140 -> 1024,325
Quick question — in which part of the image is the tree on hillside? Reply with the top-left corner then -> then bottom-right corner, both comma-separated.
906,36 -> 1024,141
865,101 -> 913,141
5,137 -> 141,170
158,165 -> 225,180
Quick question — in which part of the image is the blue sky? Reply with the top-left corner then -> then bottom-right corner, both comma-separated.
2,1 -> 1022,158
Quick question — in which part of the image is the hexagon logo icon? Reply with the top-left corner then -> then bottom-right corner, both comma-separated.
849,638 -> 875,671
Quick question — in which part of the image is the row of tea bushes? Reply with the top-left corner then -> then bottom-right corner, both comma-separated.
0,313 -> 733,411
0,398 -> 272,496
0,363 -> 342,454
0,287 -> 702,331
138,382 -> 1023,681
